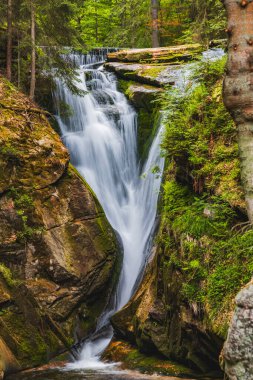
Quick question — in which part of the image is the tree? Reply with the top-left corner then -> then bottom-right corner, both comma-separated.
6,0 -> 12,81
221,0 -> 253,222
151,0 -> 160,47
30,0 -> 36,100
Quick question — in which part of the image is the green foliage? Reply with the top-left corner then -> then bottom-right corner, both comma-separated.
0,0 -> 227,99
176,0 -> 226,45
161,56 -> 243,209
159,56 -> 249,336
0,0 -> 86,94
191,55 -> 227,85
161,180 -> 252,335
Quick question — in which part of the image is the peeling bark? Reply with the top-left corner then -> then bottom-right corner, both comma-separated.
222,0 -> 253,221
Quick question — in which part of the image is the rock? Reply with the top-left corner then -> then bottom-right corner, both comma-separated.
222,280 -> 253,379
0,76 -> 119,376
0,79 -> 69,193
111,246 -> 223,375
103,340 -> 196,378
117,80 -> 162,162
125,84 -> 162,109
104,61 -> 184,88
105,62 -> 172,87
107,44 -> 202,64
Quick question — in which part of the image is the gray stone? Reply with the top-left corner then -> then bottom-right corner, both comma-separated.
223,281 -> 253,379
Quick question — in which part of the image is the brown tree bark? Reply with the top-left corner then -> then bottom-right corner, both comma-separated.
6,0 -> 12,81
222,0 -> 253,222
30,0 -> 36,100
151,0 -> 160,48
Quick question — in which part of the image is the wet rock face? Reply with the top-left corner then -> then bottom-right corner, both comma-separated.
111,248 -> 223,375
223,281 -> 253,380
117,81 -> 162,162
0,76 -> 119,375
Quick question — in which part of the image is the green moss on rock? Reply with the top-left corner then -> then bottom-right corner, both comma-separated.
117,79 -> 162,162
103,340 -> 196,378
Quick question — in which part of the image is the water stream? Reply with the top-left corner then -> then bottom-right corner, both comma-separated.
53,50 -> 165,368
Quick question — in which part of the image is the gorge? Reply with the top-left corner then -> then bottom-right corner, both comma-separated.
0,43 -> 252,380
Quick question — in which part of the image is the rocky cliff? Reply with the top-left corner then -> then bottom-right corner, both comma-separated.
0,76 -> 119,378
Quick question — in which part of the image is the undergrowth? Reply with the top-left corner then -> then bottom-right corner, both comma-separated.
159,55 -> 251,336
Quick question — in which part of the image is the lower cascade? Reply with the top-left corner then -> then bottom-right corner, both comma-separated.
53,52 -> 165,367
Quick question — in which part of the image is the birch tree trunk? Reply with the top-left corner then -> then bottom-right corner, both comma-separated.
222,0 -> 253,222
151,0 -> 160,48
6,0 -> 12,81
30,0 -> 36,100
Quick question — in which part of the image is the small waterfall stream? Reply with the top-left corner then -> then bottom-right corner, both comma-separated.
53,50 -> 165,368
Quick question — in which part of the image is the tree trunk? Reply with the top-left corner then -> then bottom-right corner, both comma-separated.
30,0 -> 36,100
222,0 -> 253,222
151,0 -> 160,48
6,0 -> 12,81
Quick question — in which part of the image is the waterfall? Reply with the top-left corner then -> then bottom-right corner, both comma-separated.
53,53 -> 165,368
53,47 -> 225,370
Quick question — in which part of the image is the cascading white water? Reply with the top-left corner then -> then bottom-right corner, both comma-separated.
53,47 -> 225,370
53,52 -> 165,368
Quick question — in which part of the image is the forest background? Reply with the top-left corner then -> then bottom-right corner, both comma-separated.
0,0 -> 226,98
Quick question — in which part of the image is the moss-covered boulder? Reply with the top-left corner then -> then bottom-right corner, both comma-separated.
0,76 -> 119,377
105,62 -> 174,87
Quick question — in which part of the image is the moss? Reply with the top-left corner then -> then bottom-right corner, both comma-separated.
140,66 -> 167,78
0,143 -> 22,163
0,75 -> 69,194
0,311 -> 61,367
139,107 -> 161,164
117,79 -> 162,162
8,187 -> 44,243
0,265 -> 18,288
104,340 -> 195,377
161,58 -> 243,210
68,164 -> 102,212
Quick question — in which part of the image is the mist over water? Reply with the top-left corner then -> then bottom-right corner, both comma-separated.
53,50 -> 165,367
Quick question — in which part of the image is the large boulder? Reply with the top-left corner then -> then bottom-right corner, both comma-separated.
222,280 -> 253,380
0,76 -> 119,376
